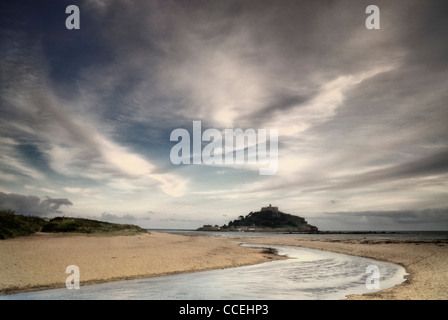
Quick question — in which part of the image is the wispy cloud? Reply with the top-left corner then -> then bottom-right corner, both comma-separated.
0,33 -> 187,198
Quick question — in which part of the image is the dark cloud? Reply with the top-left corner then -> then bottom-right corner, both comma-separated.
0,192 -> 72,216
394,1 -> 448,71
40,197 -> 73,214
373,150 -> 448,180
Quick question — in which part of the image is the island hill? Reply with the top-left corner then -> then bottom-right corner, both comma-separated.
197,205 -> 319,233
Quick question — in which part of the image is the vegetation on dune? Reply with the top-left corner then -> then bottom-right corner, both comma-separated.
0,210 -> 148,239
0,210 -> 47,239
41,216 -> 148,234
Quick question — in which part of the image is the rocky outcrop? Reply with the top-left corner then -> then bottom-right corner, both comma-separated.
197,206 -> 319,233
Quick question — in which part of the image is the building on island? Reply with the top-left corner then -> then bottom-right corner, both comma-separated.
261,204 -> 279,214
197,204 -> 319,233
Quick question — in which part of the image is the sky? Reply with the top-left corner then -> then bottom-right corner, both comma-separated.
1,0 -> 447,230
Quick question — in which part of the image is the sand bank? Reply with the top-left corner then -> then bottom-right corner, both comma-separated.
0,232 -> 277,294
238,237 -> 448,300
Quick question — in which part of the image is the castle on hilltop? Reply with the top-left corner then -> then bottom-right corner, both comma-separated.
261,204 -> 279,214
197,204 -> 319,233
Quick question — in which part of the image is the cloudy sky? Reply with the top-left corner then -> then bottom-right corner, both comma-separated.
1,0 -> 447,230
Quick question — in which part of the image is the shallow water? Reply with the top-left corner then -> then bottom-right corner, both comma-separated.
1,244 -> 407,300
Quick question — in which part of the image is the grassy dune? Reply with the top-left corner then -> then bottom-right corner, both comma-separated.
0,210 -> 148,239
0,210 -> 47,239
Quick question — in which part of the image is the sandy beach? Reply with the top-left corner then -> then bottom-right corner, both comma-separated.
1,232 -> 447,299
0,231 -> 277,294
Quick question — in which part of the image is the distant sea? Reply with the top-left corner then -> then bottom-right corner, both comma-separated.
150,229 -> 448,240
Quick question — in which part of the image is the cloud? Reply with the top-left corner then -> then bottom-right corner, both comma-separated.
40,197 -> 73,214
75,1 -> 448,214
97,212 -> 153,228
311,208 -> 448,231
0,30 -> 188,197
0,141 -> 45,182
24,184 -> 58,194
1,0 -> 448,229
0,192 -> 72,216
64,187 -> 102,198
262,66 -> 395,137
100,212 -> 142,223
304,149 -> 448,192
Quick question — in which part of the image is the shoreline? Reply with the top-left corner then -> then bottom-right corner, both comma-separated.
1,232 -> 447,299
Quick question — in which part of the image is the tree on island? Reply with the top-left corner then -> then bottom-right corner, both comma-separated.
198,206 -> 319,233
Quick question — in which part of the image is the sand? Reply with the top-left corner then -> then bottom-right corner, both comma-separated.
0,231 -> 277,294
1,232 -> 447,299
237,237 -> 448,300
